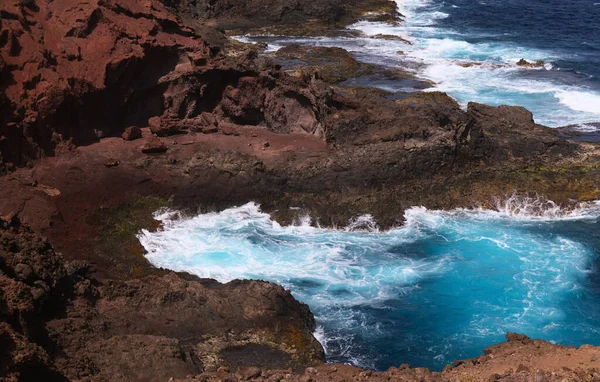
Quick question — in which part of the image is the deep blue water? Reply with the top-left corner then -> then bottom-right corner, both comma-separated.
439,0 -> 600,82
238,0 -> 600,127
140,201 -> 600,371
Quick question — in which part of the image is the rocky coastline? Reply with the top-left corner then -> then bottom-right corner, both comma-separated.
2,0 -> 600,381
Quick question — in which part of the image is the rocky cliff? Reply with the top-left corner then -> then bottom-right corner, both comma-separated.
0,0 -> 333,172
0,216 -> 322,381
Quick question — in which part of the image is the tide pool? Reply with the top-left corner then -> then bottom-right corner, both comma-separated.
139,200 -> 600,371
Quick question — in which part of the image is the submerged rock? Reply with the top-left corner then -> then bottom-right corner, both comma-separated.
516,58 -> 546,68
370,34 -> 413,44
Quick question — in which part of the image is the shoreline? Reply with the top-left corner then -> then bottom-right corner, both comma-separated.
1,0 -> 600,380
232,0 -> 600,129
140,199 -> 600,372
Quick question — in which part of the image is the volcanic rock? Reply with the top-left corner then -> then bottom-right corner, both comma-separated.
220,122 -> 240,136
0,216 -> 324,381
142,136 -> 168,154
202,125 -> 219,134
198,112 -> 220,133
150,111 -> 184,137
273,45 -> 374,84
122,126 -> 143,141
2,1 -> 600,381
516,58 -> 545,68
164,0 -> 401,35
104,159 -> 121,167
370,34 -> 412,44
0,0 -> 340,171
0,0 -> 216,167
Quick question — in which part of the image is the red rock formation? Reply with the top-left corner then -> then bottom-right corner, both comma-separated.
0,0 -> 334,172
121,125 -> 142,141
0,0 -> 216,167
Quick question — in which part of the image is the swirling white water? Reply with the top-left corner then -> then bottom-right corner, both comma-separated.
139,200 -> 600,370
236,0 -> 600,128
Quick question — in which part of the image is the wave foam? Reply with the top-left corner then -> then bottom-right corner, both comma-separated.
557,90 -> 600,114
348,0 -> 600,126
138,199 -> 600,370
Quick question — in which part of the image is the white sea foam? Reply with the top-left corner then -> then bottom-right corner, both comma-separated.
346,214 -> 380,232
139,199 -> 600,370
231,0 -> 600,127
556,90 -> 600,114
346,0 -> 600,126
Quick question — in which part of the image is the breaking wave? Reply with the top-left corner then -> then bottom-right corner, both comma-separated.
236,0 -> 600,128
139,198 -> 600,371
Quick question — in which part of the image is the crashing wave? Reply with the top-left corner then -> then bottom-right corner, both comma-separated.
138,199 -> 600,371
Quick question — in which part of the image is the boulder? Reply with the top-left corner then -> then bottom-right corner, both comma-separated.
220,123 -> 240,136
122,126 -> 143,141
141,136 -> 168,154
516,58 -> 545,68
150,111 -> 182,137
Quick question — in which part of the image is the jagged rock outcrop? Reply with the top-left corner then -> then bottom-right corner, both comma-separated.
0,216 -> 323,381
173,333 -> 600,382
160,0 -> 400,33
456,102 -> 574,162
1,1 -> 600,381
0,0 -> 334,171
0,0 -> 212,167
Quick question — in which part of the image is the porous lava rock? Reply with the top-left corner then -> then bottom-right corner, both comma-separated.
0,216 -> 323,381
0,0 -> 335,171
122,126 -> 143,141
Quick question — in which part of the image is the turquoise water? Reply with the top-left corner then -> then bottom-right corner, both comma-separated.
140,200 -> 600,371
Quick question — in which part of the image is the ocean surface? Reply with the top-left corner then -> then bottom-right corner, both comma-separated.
140,199 -> 600,371
237,0 -> 600,128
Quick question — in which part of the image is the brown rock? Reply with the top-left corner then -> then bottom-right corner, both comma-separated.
370,34 -> 412,44
141,137 -> 168,154
516,58 -> 545,68
149,117 -> 162,131
237,366 -> 262,380
202,125 -> 219,134
200,112 -> 219,128
516,364 -> 530,372
534,369 -> 548,382
122,126 -> 143,141
151,111 -> 182,137
0,0 -> 213,168
104,159 -> 121,167
220,123 -> 240,136
506,332 -> 531,343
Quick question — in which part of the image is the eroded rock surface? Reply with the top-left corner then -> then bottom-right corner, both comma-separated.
174,333 -> 600,382
0,0 -> 333,171
162,0 -> 401,35
0,217 -> 322,381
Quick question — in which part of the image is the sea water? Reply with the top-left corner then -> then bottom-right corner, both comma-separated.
236,0 -> 600,128
139,199 -> 600,371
